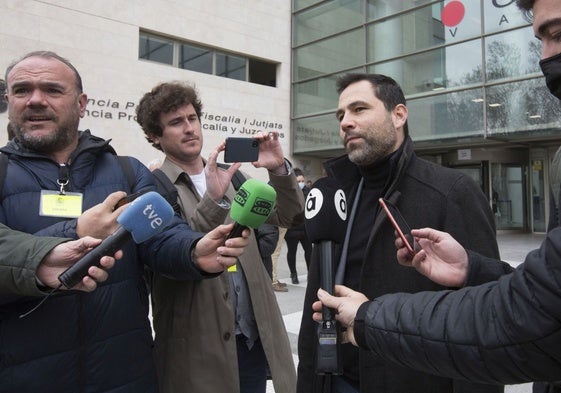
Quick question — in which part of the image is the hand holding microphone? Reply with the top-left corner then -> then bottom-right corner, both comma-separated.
219,178 -> 276,272
305,177 -> 347,375
20,191 -> 175,318
36,236 -> 122,291
228,178 -> 277,239
58,191 -> 174,288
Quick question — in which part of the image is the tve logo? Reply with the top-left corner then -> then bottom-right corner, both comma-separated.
143,204 -> 166,229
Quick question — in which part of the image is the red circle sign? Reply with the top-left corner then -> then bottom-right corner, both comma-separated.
441,1 -> 465,27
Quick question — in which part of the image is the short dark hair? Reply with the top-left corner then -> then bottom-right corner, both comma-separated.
136,81 -> 203,151
336,73 -> 409,137
5,51 -> 83,93
515,0 -> 535,22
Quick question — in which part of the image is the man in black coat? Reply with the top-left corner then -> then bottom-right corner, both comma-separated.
296,73 -> 503,393
310,0 -> 561,390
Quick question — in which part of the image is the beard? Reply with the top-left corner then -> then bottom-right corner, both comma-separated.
11,108 -> 80,154
345,117 -> 398,166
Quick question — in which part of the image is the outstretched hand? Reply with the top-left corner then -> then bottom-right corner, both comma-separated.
193,224 -> 250,273
77,191 -> 126,239
37,236 -> 122,292
206,141 -> 241,201
395,228 -> 468,287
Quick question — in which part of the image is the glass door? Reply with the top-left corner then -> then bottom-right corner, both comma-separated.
531,159 -> 546,232
491,163 -> 527,230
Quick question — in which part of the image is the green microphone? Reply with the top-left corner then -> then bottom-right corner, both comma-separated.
228,178 -> 277,239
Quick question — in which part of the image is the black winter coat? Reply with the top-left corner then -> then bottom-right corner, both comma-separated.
0,131 -> 206,393
354,229 -> 561,385
350,147 -> 561,390
297,138 -> 502,393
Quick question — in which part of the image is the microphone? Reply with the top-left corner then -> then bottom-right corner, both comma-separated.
58,191 -> 175,288
304,177 -> 347,375
227,178 -> 277,239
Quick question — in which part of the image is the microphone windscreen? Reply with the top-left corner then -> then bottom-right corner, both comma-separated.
305,177 -> 347,243
118,191 -> 175,243
230,179 -> 277,228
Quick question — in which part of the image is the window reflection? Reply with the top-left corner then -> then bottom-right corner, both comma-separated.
216,53 -> 246,81
294,0 -> 362,46
180,44 -> 212,74
407,89 -> 485,141
367,0 -> 433,21
293,70 -> 360,116
485,26 -> 541,82
293,114 -> 342,154
294,0 -> 322,12
486,80 -> 561,134
367,2 -> 480,63
139,34 -> 173,65
293,29 -> 364,81
369,40 -> 481,95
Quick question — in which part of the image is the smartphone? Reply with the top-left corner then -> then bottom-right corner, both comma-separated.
114,189 -> 149,210
378,198 -> 417,257
224,137 -> 259,163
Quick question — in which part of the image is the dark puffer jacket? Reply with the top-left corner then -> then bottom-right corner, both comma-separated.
0,131 -> 206,393
297,137 -> 503,393
354,228 -> 561,385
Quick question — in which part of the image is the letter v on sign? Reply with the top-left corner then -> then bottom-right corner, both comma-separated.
441,1 -> 465,37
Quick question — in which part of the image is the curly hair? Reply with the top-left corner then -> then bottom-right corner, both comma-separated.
136,81 -> 203,151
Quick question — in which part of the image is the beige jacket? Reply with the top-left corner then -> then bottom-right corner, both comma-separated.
151,158 -> 304,393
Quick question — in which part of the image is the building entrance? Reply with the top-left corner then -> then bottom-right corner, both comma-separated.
491,163 -> 527,231
420,145 -> 555,233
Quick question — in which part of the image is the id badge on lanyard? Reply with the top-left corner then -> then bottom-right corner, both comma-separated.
39,190 -> 83,218
39,165 -> 83,218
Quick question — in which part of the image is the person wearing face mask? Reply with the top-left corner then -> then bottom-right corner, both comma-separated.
284,168 -> 312,284
310,0 -> 561,391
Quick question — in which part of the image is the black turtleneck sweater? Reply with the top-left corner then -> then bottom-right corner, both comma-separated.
340,147 -> 401,387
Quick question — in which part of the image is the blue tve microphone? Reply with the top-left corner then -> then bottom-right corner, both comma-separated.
58,191 -> 174,288
305,177 -> 347,375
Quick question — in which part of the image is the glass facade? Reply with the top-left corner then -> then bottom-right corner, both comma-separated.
291,0 -> 561,156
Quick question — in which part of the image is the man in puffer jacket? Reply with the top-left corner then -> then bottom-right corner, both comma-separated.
0,50 -> 249,393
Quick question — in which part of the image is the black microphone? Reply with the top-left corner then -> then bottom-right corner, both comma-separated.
58,191 -> 174,288
19,191 -> 176,319
305,177 -> 347,375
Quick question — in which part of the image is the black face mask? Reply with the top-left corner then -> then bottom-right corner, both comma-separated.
539,52 -> 561,100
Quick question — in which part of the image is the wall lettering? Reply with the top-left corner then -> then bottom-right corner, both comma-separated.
83,97 -> 286,138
